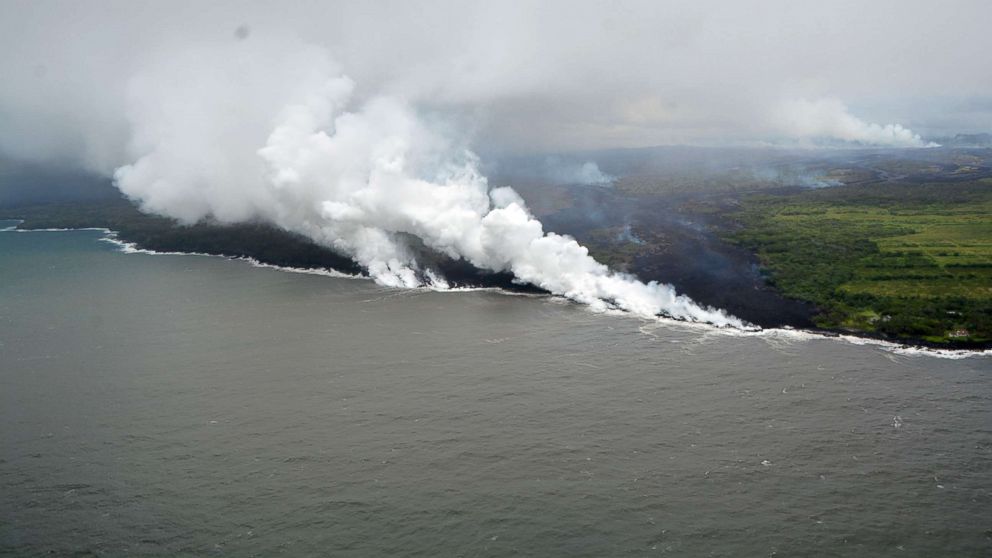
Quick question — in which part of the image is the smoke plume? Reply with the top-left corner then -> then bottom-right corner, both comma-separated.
543,159 -> 614,186
112,40 -> 741,326
777,98 -> 938,148
5,1 -> 984,326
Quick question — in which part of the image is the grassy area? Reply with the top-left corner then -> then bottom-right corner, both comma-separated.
726,181 -> 992,344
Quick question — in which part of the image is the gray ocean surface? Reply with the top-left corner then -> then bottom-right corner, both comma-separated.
1,223 -> 990,557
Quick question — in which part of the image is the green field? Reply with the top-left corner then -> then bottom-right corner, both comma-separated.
727,181 -> 992,344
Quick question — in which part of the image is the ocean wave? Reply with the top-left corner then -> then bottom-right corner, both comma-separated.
641,320 -> 990,360
5,226 -> 112,233
241,258 -> 362,279
0,219 -> 24,231
427,285 -> 544,297
747,327 -> 989,360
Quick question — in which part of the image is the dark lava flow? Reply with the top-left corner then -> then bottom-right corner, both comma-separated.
530,185 -> 816,329
8,185 -> 812,326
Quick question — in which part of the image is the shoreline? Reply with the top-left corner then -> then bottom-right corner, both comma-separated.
4,221 -> 988,358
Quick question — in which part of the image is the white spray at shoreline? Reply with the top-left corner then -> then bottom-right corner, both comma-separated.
110,41 -> 741,327
4,225 -> 989,358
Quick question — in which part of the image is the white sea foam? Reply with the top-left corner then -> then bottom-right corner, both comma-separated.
98,231 -> 361,279
98,233 -> 210,257
751,328 -> 989,360
886,345 -> 990,360
7,224 -> 989,359
87,231 -> 992,358
12,227 -> 111,232
241,257 -> 361,280
635,317 -> 989,359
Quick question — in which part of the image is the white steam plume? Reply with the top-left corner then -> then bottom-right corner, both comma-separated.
777,98 -> 938,148
113,41 -> 742,327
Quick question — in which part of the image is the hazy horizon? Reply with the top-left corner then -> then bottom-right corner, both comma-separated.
1,0 -> 991,176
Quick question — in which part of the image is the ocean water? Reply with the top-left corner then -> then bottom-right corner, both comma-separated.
1,223 -> 990,557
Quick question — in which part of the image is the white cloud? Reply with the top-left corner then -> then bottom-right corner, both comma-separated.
776,98 -> 937,147
111,38 -> 741,325
0,0 -> 989,160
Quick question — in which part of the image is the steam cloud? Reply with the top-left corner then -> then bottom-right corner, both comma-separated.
777,98 -> 938,148
113,41 -> 741,327
4,2 -> 982,327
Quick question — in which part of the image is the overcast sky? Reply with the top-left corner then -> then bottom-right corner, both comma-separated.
1,0 -> 990,173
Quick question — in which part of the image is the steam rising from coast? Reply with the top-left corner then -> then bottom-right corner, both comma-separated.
113,41 -> 740,326
2,1 -> 988,327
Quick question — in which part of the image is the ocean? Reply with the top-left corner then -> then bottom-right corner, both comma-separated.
1,223 -> 990,556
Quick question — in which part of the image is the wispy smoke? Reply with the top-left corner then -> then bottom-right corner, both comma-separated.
4,1 -> 980,327
113,40 -> 741,326
777,98 -> 938,148
749,166 -> 842,189
543,159 -> 614,186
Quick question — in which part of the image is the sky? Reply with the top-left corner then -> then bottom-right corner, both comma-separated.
0,0 -> 990,173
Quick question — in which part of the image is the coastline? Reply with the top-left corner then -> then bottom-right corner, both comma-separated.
4,219 -> 988,358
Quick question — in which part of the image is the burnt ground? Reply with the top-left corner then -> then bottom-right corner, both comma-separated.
527,185 -> 817,329
4,189 -> 813,327
5,146 -> 987,332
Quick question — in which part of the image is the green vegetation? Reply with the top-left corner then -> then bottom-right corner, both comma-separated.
727,181 -> 992,345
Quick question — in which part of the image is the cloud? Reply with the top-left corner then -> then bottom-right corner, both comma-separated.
0,0 -> 989,163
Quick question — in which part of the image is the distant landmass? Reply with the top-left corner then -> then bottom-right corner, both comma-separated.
0,198 -> 542,295
0,158 -> 118,206
928,132 -> 992,147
